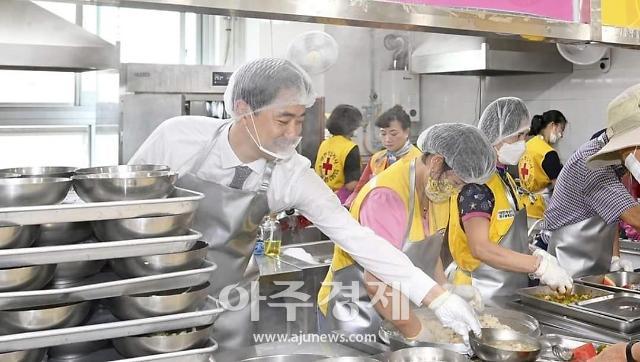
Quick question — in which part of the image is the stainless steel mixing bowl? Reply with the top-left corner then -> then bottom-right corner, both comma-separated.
105,282 -> 209,320
48,340 -> 109,360
112,324 -> 211,357
109,241 -> 207,278
92,213 -> 194,242
0,177 -> 72,207
387,347 -> 470,361
0,264 -> 56,292
0,224 -> 39,249
72,171 -> 177,202
0,301 -> 92,334
53,259 -> 106,286
0,349 -> 46,362
469,328 -> 541,362
0,167 -> 76,178
317,358 -> 380,361
35,222 -> 92,246
74,164 -> 169,175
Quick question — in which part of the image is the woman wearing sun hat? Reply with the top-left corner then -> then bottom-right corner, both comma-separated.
541,83 -> 640,278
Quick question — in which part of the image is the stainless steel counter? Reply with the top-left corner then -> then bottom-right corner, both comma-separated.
254,241 -> 333,337
255,254 -> 303,277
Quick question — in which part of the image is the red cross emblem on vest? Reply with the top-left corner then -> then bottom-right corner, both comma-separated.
322,157 -> 333,175
520,163 -> 529,178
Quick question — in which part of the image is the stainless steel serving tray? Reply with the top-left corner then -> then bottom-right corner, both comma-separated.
0,297 -> 222,353
621,239 -> 640,252
0,261 -> 217,310
48,339 -> 218,362
517,285 -> 640,333
576,272 -> 640,295
574,293 -> 640,321
0,230 -> 202,268
0,188 -> 203,225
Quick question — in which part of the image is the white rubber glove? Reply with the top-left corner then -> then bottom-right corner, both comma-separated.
611,256 -> 634,272
444,283 -> 484,312
429,291 -> 481,347
532,249 -> 573,294
405,317 -> 434,342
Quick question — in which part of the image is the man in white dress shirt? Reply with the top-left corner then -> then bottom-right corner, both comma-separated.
130,57 -> 492,350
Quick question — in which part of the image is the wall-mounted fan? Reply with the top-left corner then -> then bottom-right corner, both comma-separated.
286,31 -> 339,75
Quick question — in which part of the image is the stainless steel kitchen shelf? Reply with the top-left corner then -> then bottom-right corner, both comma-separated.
48,339 -> 218,362
0,261 -> 217,310
0,230 -> 202,268
518,285 -> 640,333
0,297 -> 223,353
0,188 -> 203,225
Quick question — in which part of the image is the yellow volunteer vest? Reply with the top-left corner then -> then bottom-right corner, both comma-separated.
369,145 -> 423,175
317,159 -> 450,315
449,171 -> 524,285
315,135 -> 357,191
518,136 -> 554,219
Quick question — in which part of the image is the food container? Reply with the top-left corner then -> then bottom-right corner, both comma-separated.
469,328 -> 540,362
72,171 -> 177,202
112,324 -> 212,357
379,306 -> 539,354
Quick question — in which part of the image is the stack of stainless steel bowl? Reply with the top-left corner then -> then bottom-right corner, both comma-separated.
72,165 -> 177,202
0,164 -> 217,360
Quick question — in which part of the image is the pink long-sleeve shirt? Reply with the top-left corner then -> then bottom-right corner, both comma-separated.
359,187 -> 429,249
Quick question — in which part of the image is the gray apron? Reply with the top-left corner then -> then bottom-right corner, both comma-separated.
547,215 -> 616,278
469,173 -> 530,306
176,121 -> 274,350
320,159 -> 444,335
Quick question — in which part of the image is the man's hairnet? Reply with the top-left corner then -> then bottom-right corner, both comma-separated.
478,97 -> 530,145
417,123 -> 496,184
224,58 -> 317,118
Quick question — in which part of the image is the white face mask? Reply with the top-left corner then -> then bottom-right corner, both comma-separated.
625,152 -> 640,182
497,140 -> 526,165
244,113 -> 302,160
548,126 -> 563,144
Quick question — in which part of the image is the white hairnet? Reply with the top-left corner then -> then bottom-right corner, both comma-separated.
417,123 -> 496,184
478,97 -> 530,145
224,57 -> 317,119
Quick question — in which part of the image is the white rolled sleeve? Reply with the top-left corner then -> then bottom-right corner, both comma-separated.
289,167 -> 437,306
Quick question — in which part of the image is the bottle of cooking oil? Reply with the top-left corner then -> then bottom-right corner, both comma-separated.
263,214 -> 282,257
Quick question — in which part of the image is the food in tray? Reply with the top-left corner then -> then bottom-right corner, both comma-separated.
417,314 -> 512,343
622,283 -> 640,290
150,327 -> 197,337
571,342 -> 608,362
485,340 -> 538,352
535,293 -> 592,304
600,275 -> 640,290
602,275 -> 617,287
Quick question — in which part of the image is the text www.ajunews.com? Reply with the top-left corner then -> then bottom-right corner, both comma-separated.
253,332 -> 376,345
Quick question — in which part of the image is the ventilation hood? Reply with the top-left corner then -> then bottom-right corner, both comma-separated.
412,34 -> 573,75
0,0 -> 118,72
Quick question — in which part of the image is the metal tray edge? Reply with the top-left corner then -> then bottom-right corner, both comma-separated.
0,261 -> 217,309
0,230 -> 204,268
0,297 -> 223,352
